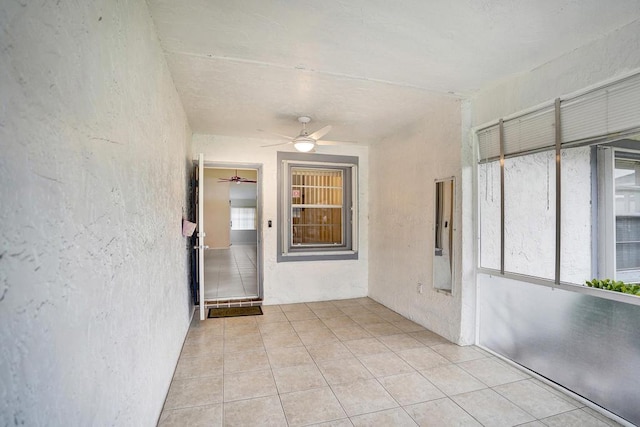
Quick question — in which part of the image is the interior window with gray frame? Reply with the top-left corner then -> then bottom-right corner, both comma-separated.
278,152 -> 358,262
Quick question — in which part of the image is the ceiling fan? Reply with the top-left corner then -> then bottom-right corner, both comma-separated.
218,170 -> 257,184
262,116 -> 355,152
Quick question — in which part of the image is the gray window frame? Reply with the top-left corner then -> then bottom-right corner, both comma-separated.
597,145 -> 640,282
277,152 -> 358,262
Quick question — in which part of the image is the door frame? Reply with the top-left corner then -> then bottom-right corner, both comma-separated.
201,161 -> 264,303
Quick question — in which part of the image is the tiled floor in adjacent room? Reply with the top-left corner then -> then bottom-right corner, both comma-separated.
203,245 -> 258,299
158,298 -> 622,427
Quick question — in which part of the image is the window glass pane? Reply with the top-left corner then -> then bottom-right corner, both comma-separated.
291,167 -> 344,246
478,160 -> 501,270
504,150 -> 556,280
615,153 -> 640,282
560,146 -> 593,284
291,168 -> 343,206
231,207 -> 256,230
292,207 -> 343,245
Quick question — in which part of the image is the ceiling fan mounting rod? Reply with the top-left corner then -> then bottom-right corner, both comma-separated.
298,116 -> 311,136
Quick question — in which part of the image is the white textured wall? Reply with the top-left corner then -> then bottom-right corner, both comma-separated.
0,1 -> 192,425
192,135 -> 369,304
469,19 -> 640,287
478,148 -> 593,284
468,9 -> 640,374
477,160 -> 501,270
471,19 -> 640,126
504,151 -> 557,280
457,16 -> 640,422
368,96 -> 471,344
560,147 -> 593,283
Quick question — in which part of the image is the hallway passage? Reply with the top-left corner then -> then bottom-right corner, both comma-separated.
159,298 -> 621,426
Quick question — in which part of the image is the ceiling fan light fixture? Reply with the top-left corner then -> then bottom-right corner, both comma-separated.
293,138 -> 315,152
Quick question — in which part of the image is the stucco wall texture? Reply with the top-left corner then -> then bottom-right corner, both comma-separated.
470,19 -> 640,127
478,147 -> 592,283
0,1 -> 192,425
468,16 -> 640,423
368,96 -> 469,344
469,18 -> 640,286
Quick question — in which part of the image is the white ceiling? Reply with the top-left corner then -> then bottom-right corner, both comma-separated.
148,0 -> 640,144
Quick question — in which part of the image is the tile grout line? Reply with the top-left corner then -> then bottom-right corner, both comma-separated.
316,301 -> 475,425
162,298 -> 617,427
255,306 -> 293,426
303,300 -> 377,425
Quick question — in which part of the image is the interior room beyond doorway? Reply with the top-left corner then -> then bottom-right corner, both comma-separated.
202,167 -> 259,301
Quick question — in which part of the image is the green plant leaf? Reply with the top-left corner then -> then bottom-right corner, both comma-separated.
584,278 -> 640,296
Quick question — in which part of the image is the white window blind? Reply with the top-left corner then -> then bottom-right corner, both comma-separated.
477,72 -> 640,163
478,125 -> 500,161
561,74 -> 640,144
503,106 -> 556,156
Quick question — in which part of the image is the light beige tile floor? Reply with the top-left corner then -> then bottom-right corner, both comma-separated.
203,245 -> 258,299
158,298 -> 623,427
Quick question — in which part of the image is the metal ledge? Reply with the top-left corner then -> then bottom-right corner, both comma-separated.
477,268 -> 640,307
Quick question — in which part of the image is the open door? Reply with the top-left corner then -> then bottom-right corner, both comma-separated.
193,161 -> 263,312
196,153 -> 207,320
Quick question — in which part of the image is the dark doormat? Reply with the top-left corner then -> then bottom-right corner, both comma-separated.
208,306 -> 263,318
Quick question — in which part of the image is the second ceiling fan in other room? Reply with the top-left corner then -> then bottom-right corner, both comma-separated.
261,116 -> 357,152
218,170 -> 257,184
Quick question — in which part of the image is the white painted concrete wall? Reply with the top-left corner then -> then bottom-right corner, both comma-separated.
368,96 -> 473,344
192,135 -> 369,304
479,147 -> 593,283
468,22 -> 640,417
560,147 -> 593,284
477,160 -> 502,270
0,1 -> 192,425
469,19 -> 640,288
470,19 -> 640,126
504,151 -> 557,280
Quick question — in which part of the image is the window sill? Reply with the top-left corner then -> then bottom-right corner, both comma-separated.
278,250 -> 358,262
478,268 -> 640,307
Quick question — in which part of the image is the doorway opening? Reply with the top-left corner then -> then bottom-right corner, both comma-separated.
193,161 -> 262,318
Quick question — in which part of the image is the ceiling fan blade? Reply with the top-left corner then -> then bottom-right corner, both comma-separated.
218,177 -> 257,183
308,125 -> 332,141
316,139 -> 358,146
261,140 -> 293,147
258,129 -> 295,140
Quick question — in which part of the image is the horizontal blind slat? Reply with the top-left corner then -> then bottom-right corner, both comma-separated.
478,125 -> 500,161
503,106 -> 555,156
477,72 -> 640,163
562,74 -> 640,144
